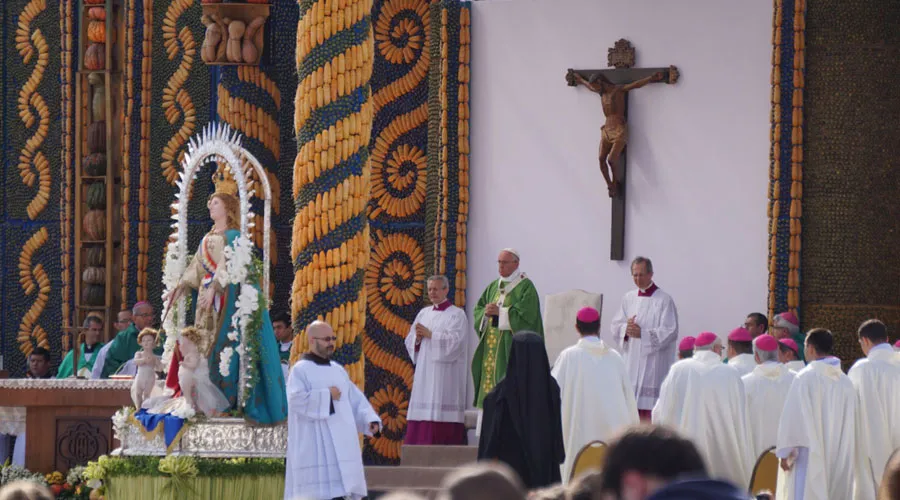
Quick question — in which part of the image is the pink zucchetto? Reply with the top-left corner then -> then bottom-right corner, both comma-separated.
678,336 -> 696,351
753,334 -> 779,352
779,338 -> 800,354
773,311 -> 800,334
893,339 -> 900,349
727,327 -> 752,342
576,307 -> 600,323
694,332 -> 718,348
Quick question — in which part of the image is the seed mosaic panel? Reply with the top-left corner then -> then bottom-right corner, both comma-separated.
0,0 -> 67,376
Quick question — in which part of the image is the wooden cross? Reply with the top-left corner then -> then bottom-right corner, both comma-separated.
567,39 -> 679,261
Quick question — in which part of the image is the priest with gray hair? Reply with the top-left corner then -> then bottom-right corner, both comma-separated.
404,275 -> 471,445
741,334 -> 795,461
472,248 -> 543,414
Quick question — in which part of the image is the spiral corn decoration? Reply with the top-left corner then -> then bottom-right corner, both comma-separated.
767,0 -> 805,320
289,0 -> 375,390
18,228 -> 51,357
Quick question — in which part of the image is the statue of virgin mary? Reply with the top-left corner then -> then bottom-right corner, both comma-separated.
160,173 -> 288,425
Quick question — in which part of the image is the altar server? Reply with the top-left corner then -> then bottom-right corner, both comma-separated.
726,327 -> 756,376
551,307 -> 638,483
610,256 -> 678,420
776,328 -> 856,500
742,334 -> 795,460
778,338 -> 805,373
284,321 -> 382,500
404,275 -> 471,445
652,332 -> 754,487
272,312 -> 293,382
848,319 -> 900,500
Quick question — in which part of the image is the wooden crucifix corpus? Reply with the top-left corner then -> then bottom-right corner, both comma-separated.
567,39 -> 679,261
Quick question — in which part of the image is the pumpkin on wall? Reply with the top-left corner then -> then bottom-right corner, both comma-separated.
88,122 -> 106,153
82,284 -> 105,306
83,210 -> 106,240
84,247 -> 104,267
86,182 -> 106,209
82,267 -> 106,285
83,153 -> 106,176
85,43 -> 105,70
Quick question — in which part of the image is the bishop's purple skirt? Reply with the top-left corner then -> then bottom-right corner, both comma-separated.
404,420 -> 467,445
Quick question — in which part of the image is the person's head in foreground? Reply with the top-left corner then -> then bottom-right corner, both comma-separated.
879,447 -> 900,500
528,484 -> 568,500
378,492 -> 428,500
569,470 -> 604,500
598,425 -> 749,500
437,461 -> 526,500
0,481 -> 53,500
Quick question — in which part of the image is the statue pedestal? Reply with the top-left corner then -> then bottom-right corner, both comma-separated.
114,416 -> 287,458
0,379 -> 132,473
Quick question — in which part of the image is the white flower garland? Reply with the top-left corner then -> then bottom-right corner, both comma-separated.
161,233 -> 262,409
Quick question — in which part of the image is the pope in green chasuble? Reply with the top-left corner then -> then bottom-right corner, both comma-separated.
472,249 -> 543,408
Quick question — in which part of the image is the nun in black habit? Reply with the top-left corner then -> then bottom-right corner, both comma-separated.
477,331 -> 565,489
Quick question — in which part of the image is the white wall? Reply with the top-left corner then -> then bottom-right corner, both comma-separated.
467,0 -> 772,344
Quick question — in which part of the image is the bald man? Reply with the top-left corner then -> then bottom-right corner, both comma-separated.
284,321 -> 382,500
472,248 -> 543,412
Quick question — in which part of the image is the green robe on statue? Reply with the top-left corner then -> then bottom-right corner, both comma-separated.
100,324 -> 163,378
56,342 -> 104,378
472,273 -> 543,408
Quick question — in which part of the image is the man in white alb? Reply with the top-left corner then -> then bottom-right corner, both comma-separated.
848,319 -> 900,500
284,321 -> 383,500
776,328 -> 856,500
551,307 -> 638,483
611,256 -> 678,421
404,275 -> 470,445
726,327 -> 756,377
652,332 -> 755,487
741,334 -> 795,461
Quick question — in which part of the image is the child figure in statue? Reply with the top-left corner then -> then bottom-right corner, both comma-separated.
131,328 -> 162,409
177,326 -> 228,416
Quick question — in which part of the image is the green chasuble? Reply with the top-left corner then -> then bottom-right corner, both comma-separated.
471,273 -> 543,408
100,324 -> 164,378
56,342 -> 105,378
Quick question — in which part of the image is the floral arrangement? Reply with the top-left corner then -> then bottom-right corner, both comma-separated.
0,462 -> 47,488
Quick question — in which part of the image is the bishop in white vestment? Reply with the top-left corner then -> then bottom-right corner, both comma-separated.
652,332 -> 755,487
778,338 -> 806,373
848,319 -> 900,500
776,328 -> 856,500
726,327 -> 756,377
610,257 -> 678,420
551,307 -> 638,484
741,334 -> 795,460
404,275 -> 471,445
285,321 -> 382,500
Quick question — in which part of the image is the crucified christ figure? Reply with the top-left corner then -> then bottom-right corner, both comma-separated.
571,71 -> 665,198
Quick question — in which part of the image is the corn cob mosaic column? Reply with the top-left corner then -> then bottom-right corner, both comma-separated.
290,0 -> 375,389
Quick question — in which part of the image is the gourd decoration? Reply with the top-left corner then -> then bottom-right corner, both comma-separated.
88,121 -> 106,153
85,0 -> 104,4
92,86 -> 106,121
88,7 -> 106,21
85,247 -> 104,267
226,20 -> 245,63
82,284 -> 105,306
84,43 -> 105,70
242,17 -> 265,64
83,267 -> 106,285
83,210 -> 106,240
86,182 -> 106,209
88,20 -> 107,43
201,15 -> 224,63
83,153 -> 106,176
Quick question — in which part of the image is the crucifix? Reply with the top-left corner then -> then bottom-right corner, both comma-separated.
567,39 -> 679,261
